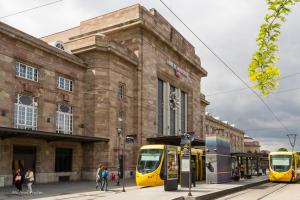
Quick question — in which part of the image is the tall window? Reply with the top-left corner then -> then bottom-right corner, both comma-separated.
55,148 -> 72,172
181,91 -> 187,133
57,76 -> 73,92
56,104 -> 73,134
157,79 -> 164,135
169,85 -> 176,136
118,83 -> 125,99
156,79 -> 188,136
14,94 -> 38,130
15,62 -> 38,81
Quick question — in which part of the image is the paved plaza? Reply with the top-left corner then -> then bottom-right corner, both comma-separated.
0,176 -> 267,200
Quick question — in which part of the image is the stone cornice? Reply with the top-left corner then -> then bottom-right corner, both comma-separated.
68,6 -> 207,76
0,22 -> 86,67
205,114 -> 245,135
200,93 -> 210,106
66,35 -> 138,66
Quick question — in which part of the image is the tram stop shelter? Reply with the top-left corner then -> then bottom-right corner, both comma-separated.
231,152 -> 255,179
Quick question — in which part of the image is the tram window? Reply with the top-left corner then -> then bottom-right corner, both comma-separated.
137,149 -> 163,174
270,155 -> 291,172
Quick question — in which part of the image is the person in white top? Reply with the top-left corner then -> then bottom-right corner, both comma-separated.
25,168 -> 34,194
96,163 -> 103,190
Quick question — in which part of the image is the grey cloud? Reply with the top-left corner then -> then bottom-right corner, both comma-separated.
1,0 -> 299,151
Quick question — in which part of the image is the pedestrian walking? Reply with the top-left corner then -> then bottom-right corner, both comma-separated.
262,165 -> 266,176
96,163 -> 103,190
233,167 -> 240,181
192,160 -> 196,187
240,164 -> 245,179
101,167 -> 109,191
14,169 -> 23,192
25,168 -> 34,194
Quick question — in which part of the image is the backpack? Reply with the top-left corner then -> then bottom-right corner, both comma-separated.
102,170 -> 109,178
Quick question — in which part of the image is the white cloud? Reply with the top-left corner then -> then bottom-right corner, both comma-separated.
1,0 -> 300,149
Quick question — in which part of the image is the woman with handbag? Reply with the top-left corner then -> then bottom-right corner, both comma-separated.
14,169 -> 23,192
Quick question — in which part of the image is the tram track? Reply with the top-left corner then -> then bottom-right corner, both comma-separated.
216,182 -> 289,200
256,183 -> 288,200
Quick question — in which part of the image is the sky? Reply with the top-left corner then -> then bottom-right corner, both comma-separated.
0,0 -> 300,151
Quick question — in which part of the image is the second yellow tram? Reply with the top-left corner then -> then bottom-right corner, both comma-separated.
136,145 -> 205,186
269,151 -> 300,182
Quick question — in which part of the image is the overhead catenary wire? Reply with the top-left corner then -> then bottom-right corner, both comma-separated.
0,0 -> 64,20
207,85 -> 300,97
206,72 -> 300,96
0,0 -> 294,135
159,0 -> 292,135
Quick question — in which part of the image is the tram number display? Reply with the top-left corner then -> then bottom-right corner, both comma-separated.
272,158 -> 290,166
167,146 -> 178,180
141,154 -> 160,161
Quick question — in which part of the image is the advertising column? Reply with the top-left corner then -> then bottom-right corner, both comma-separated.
164,145 -> 178,191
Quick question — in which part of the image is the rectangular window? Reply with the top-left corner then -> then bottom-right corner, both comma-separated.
56,104 -> 73,134
57,76 -> 73,92
15,62 -> 38,81
157,79 -> 164,135
14,94 -> 37,130
169,85 -> 176,136
181,91 -> 187,133
157,80 -> 188,136
55,148 -> 72,172
118,83 -> 125,99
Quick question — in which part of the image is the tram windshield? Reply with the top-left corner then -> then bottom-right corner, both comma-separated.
270,155 -> 292,172
137,149 -> 163,174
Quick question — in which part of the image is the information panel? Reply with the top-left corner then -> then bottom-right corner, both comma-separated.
181,158 -> 190,172
167,146 -> 178,180
164,145 -> 178,191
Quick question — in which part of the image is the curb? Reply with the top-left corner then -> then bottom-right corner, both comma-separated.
183,179 -> 269,200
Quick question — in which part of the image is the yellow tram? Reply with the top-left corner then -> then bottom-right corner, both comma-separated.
269,151 -> 300,182
136,145 -> 205,186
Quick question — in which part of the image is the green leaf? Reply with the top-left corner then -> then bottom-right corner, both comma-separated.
248,0 -> 298,96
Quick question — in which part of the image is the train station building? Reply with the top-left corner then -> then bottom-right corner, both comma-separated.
0,4 -> 250,186
0,4 -> 210,186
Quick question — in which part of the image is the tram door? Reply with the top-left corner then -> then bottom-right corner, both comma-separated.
12,146 -> 36,176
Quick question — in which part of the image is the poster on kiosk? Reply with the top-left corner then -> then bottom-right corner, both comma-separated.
164,145 -> 178,191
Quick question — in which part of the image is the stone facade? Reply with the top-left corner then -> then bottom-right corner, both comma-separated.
204,114 -> 244,153
244,135 -> 261,153
0,4 -> 207,186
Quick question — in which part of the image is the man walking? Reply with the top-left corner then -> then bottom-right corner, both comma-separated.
101,167 -> 109,191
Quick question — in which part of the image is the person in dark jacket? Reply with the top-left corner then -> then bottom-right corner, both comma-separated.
233,167 -> 240,181
13,169 -> 23,192
192,160 -> 196,187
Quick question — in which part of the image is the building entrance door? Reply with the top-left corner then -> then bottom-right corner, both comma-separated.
12,146 -> 36,175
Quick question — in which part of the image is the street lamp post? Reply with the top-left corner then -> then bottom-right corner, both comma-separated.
188,136 -> 192,197
180,132 -> 194,197
122,135 -> 125,192
121,135 -> 134,192
116,117 -> 123,186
